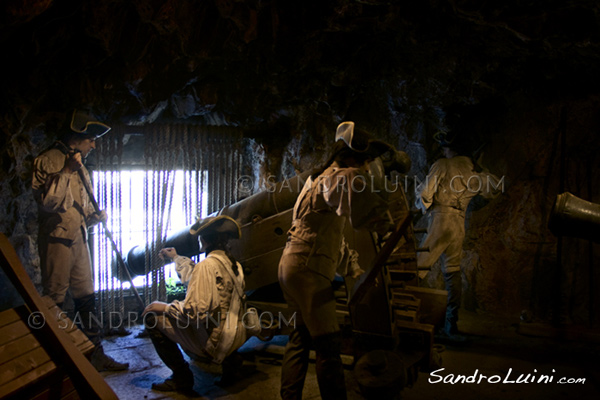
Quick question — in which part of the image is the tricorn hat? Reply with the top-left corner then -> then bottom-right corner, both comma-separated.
335,121 -> 395,159
189,215 -> 242,239
433,130 -> 455,148
70,109 -> 111,139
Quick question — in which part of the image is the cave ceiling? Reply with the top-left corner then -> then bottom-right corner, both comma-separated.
1,0 -> 600,138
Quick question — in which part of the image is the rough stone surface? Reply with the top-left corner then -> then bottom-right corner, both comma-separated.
2,0 -> 600,326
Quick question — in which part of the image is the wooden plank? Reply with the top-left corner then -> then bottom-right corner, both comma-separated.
0,346 -> 54,387
0,309 -> 92,380
394,309 -> 418,322
349,212 -> 413,307
71,330 -> 95,355
0,233 -> 118,400
31,374 -> 78,400
0,332 -> 43,369
1,343 -> 85,400
0,304 -> 93,359
63,390 -> 81,400
391,294 -> 421,311
42,304 -> 94,355
399,286 -> 447,329
0,307 -> 22,329
0,360 -> 58,399
0,317 -> 31,345
40,300 -> 93,352
0,317 -> 94,397
391,292 -> 419,302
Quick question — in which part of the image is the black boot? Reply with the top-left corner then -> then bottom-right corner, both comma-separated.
313,332 -> 347,400
73,294 -> 102,345
152,374 -> 195,394
435,271 -> 468,344
443,270 -> 462,335
215,351 -> 244,387
73,294 -> 129,372
90,344 -> 130,371
145,315 -> 195,394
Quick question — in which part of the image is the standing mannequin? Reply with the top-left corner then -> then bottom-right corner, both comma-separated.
32,109 -> 129,371
278,121 -> 400,400
416,138 -> 501,339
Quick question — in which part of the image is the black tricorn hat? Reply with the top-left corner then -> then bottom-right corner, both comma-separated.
189,215 -> 241,239
434,130 -> 458,148
70,109 -> 111,139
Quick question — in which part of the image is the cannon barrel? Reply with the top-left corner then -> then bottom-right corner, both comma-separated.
548,192 -> 600,243
124,149 -> 410,277
125,229 -> 201,277
125,170 -> 311,276
215,170 -> 311,225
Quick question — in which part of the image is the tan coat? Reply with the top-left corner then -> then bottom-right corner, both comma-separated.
164,250 -> 247,363
287,163 -> 390,281
32,144 -> 97,242
416,155 -> 501,272
32,142 -> 98,302
417,155 -> 500,216
279,163 -> 390,336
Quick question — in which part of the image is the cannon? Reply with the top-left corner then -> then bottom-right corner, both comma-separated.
549,192 -> 600,243
125,158 -> 446,392
125,171 -> 312,278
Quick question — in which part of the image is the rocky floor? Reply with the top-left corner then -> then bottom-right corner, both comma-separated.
100,310 -> 600,400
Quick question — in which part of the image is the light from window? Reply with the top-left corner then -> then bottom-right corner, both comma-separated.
91,169 -> 207,291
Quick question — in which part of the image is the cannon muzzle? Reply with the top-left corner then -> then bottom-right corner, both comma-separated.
548,192 -> 600,243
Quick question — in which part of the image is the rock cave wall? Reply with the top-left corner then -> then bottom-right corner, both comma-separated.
2,87 -> 600,326
1,0 -> 600,326
234,89 -> 600,324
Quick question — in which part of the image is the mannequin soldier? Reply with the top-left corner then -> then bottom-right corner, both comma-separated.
143,215 -> 254,394
278,121 -> 405,400
32,109 -> 129,371
416,134 -> 501,340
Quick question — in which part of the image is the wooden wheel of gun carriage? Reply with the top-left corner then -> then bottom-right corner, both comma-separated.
126,168 -> 447,394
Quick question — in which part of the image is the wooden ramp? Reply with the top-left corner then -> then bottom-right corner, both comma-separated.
0,297 -> 95,399
0,233 -> 118,400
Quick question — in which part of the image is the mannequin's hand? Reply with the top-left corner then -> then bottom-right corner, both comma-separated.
142,301 -> 168,316
159,247 -> 178,262
63,151 -> 83,173
96,210 -> 108,223
350,266 -> 365,279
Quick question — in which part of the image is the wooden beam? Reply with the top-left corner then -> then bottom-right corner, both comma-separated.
349,212 -> 413,307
